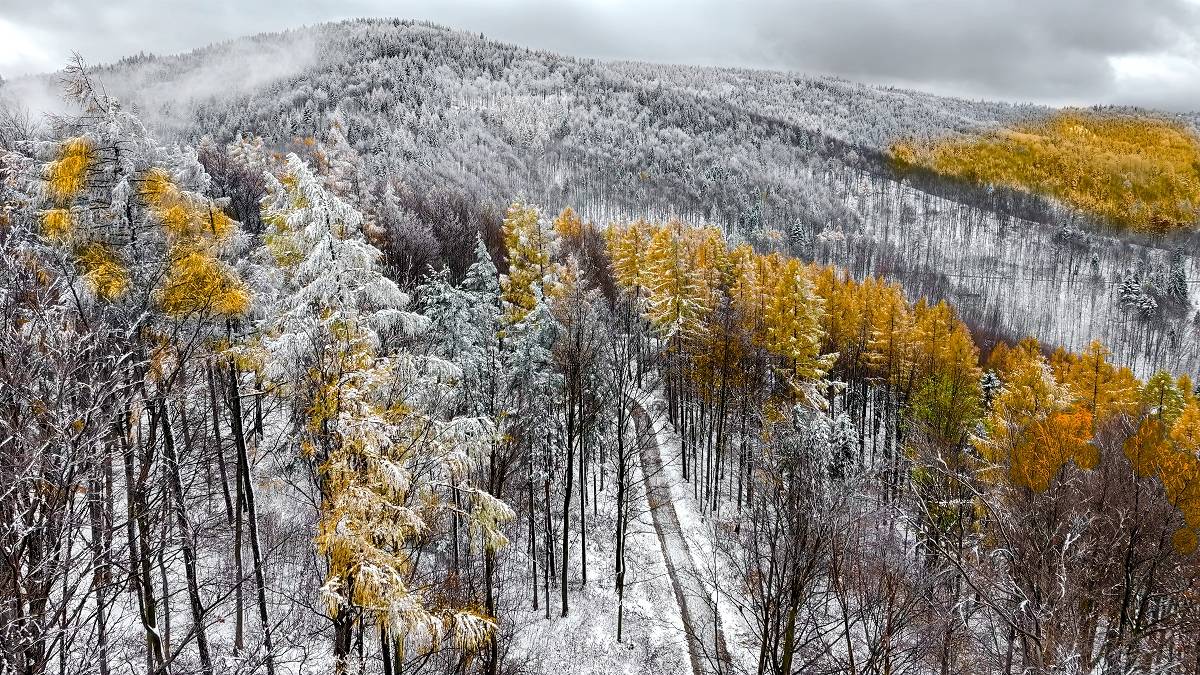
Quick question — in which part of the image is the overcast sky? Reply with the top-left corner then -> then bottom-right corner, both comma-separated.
1,0 -> 1197,111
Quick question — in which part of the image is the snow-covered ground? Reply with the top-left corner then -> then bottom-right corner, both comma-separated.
504,400 -> 691,675
632,389 -> 755,675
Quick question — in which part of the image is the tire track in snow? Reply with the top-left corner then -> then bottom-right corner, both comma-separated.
632,403 -> 731,675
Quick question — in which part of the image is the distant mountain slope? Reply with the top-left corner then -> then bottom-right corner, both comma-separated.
49,19 -> 1049,227
6,18 -> 1195,376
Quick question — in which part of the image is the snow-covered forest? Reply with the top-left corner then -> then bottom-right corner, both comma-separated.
1,18 -> 1199,675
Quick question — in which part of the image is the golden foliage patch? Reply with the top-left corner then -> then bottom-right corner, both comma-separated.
75,242 -> 128,301
892,111 -> 1200,232
142,168 -> 235,241
47,138 -> 93,204
40,209 -> 74,242
158,246 -> 250,317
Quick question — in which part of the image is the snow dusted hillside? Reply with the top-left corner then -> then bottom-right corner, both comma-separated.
5,19 -> 1194,375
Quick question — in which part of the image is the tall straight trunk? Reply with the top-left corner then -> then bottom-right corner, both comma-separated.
451,487 -> 461,578
737,400 -> 747,511
332,609 -> 354,675
756,608 -> 771,675
614,406 -> 629,643
484,550 -> 499,675
380,627 -> 393,675
254,373 -> 264,438
228,364 -> 276,675
779,578 -> 802,675
679,374 -> 689,482
484,432 -> 502,675
529,455 -> 538,612
234,446 -> 245,655
579,425 -> 587,587
700,402 -> 710,511
206,365 -> 234,525
120,413 -> 165,675
593,437 -> 600,514
159,399 -> 214,675
543,478 -> 553,620
745,415 -> 755,509
88,448 -> 111,675
158,514 -> 171,661
691,398 -> 700,501
561,416 -> 576,617
712,411 -> 723,512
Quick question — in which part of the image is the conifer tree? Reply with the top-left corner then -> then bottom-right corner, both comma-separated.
261,155 -> 510,672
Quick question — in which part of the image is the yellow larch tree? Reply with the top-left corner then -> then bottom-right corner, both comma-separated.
1124,402 -> 1200,553
759,255 -> 834,386
1141,370 -> 1188,425
501,202 -> 559,323
142,168 -> 249,317
812,266 -> 866,374
890,110 -> 1200,232
1063,340 -> 1139,427
553,205 -> 583,241
976,347 -> 1095,492
642,222 -> 708,344
606,219 -> 653,293
865,281 -> 916,390
263,156 -> 511,671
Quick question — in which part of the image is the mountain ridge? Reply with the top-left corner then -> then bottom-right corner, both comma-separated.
4,18 -> 1195,378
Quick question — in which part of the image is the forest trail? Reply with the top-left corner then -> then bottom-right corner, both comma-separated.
632,402 -> 733,675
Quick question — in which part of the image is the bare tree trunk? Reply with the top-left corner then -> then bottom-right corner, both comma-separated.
543,478 -> 553,620
579,424 -> 587,587
615,407 -> 629,643
228,364 -> 276,675
332,607 -> 354,675
120,411 -> 166,675
88,446 -> 112,675
159,399 -> 214,675
158,514 -> 171,662
207,364 -> 234,525
380,626 -> 393,675
529,453 -> 538,612
562,395 -> 576,617
234,446 -> 245,656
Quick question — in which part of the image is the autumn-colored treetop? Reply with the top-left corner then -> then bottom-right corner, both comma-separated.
891,110 -> 1200,233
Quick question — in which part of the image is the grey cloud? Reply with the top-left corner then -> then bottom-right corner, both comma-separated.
747,0 -> 1200,105
0,0 -> 1197,111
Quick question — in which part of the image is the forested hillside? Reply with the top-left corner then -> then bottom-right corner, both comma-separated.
1,18 -> 1199,675
893,111 -> 1200,233
6,19 -> 1195,377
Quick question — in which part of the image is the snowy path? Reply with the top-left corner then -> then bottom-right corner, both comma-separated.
632,402 -> 732,675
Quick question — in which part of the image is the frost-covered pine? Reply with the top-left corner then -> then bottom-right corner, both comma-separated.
1118,268 -> 1143,307
830,411 -> 858,479
418,265 -> 477,362
259,153 -> 511,669
502,288 -> 565,471
1117,266 -> 1159,318
463,234 -> 501,301
260,153 -> 419,343
1168,248 -> 1189,303
980,370 -> 1003,406
321,116 -> 363,197
417,235 -> 504,417
460,235 -> 504,414
1138,292 -> 1159,318
504,290 -> 563,408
